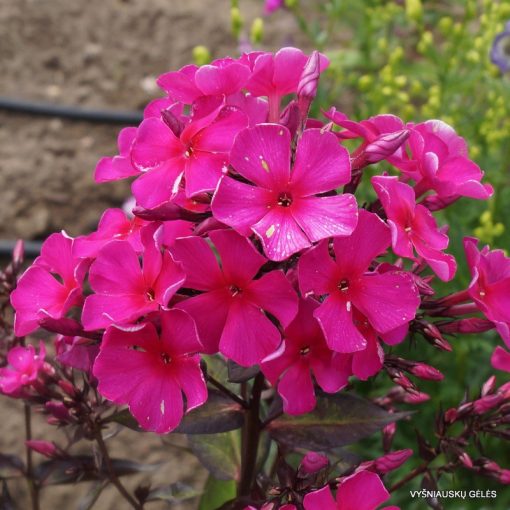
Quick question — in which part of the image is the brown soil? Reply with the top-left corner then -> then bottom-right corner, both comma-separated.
0,0 -> 307,508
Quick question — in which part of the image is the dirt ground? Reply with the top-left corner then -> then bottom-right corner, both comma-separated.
0,0 -> 308,508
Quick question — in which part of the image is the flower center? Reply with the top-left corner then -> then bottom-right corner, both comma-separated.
160,352 -> 172,364
300,346 -> 311,356
184,146 -> 193,158
338,279 -> 350,292
229,285 -> 242,297
277,192 -> 293,207
146,288 -> 155,301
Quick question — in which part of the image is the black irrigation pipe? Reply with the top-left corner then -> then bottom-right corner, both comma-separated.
0,240 -> 42,259
0,96 -> 143,125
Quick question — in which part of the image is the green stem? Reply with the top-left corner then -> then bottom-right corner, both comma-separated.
238,374 -> 265,497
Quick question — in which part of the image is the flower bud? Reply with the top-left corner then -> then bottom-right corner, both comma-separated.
250,18 -> 264,45
499,470 -> 510,484
12,239 -> 24,269
403,392 -> 430,404
473,394 -> 504,414
161,109 -> 185,138
459,452 -> 473,469
58,379 -> 77,397
26,440 -> 59,458
45,401 -> 72,422
410,363 -> 444,381
374,449 -> 413,474
192,45 -> 211,66
297,51 -> 321,116
444,408 -> 458,424
279,100 -> 301,138
482,375 -> 497,397
383,422 -> 397,452
364,129 -> 410,164
299,452 -> 329,475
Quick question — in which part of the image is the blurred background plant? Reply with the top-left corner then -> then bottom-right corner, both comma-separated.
224,1 -> 510,508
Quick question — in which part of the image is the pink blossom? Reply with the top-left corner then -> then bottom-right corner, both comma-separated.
0,342 -> 48,396
212,125 -> 358,261
55,336 -> 99,373
372,175 -> 457,281
73,208 -> 146,259
94,127 -> 139,182
299,452 -> 329,475
81,238 -> 185,330
298,210 -> 420,353
303,471 -> 398,510
264,0 -> 284,15
157,59 -> 251,104
244,48 -> 329,120
261,298 -> 351,414
11,233 -> 87,336
464,237 -> 510,345
93,310 -> 206,434
402,121 -> 493,202
130,104 -> 248,208
492,346 -> 510,373
171,229 -> 298,365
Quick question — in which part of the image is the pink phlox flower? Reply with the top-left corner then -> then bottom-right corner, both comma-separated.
94,127 -> 139,183
261,298 -> 351,415
492,346 -> 510,373
464,237 -> 510,346
401,120 -> 493,202
0,342 -> 49,397
11,233 -> 87,336
157,58 -> 252,104
81,236 -> 185,331
73,208 -> 146,259
170,229 -> 298,365
212,124 -> 358,261
303,471 -> 398,510
264,0 -> 284,15
93,310 -> 207,434
131,102 -> 249,208
244,48 -> 329,120
298,210 -> 420,353
143,97 -> 184,120
372,175 -> 457,281
55,335 -> 99,373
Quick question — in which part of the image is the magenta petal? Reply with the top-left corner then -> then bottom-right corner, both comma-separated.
210,229 -> 266,284
156,66 -> 201,103
11,266 -> 70,336
160,308 -> 203,356
315,295 -> 367,353
195,63 -> 251,96
492,346 -> 510,373
298,240 -> 340,295
81,293 -> 154,330
246,270 -> 298,329
212,177 -> 273,236
253,207 -> 310,261
152,251 -> 186,305
173,357 -> 207,412
303,486 -> 337,510
171,236 -> 224,291
133,160 -> 184,209
354,272 -> 419,334
184,152 -> 226,197
272,47 -> 309,96
337,471 -> 390,510
351,335 -> 384,380
311,352 -> 351,393
95,155 -> 139,182
292,194 -> 358,242
89,241 -> 144,294
229,124 -> 291,188
333,210 -> 391,275
176,290 -> 231,354
194,107 -> 249,153
413,238 -> 457,282
292,129 -> 352,194
278,361 -> 316,415
37,233 -> 75,282
220,299 -> 282,366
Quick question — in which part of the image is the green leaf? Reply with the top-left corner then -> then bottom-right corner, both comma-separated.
227,360 -> 260,383
78,480 -> 108,510
198,476 -> 236,510
176,391 -> 244,434
267,392 -> 409,450
146,482 -> 201,503
189,431 -> 241,481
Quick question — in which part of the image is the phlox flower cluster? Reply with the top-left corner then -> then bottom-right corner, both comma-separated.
7,46 -> 501,450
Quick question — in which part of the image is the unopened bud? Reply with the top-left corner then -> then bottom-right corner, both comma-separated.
364,129 -> 410,164
499,470 -> 510,484
473,394 -> 504,414
279,100 -> 301,138
58,379 -> 77,397
192,45 -> 211,66
250,18 -> 264,45
439,318 -> 493,334
374,449 -> 413,474
444,408 -> 458,424
12,239 -> 24,268
410,363 -> 444,381
162,109 -> 185,138
297,51 -> 321,115
459,452 -> 473,469
482,375 -> 497,397
299,452 -> 329,475
45,401 -> 72,422
231,7 -> 244,37
403,392 -> 430,404
26,440 -> 58,458
383,422 -> 397,452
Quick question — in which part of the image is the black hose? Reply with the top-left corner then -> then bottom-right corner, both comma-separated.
0,96 -> 143,125
0,240 -> 42,259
